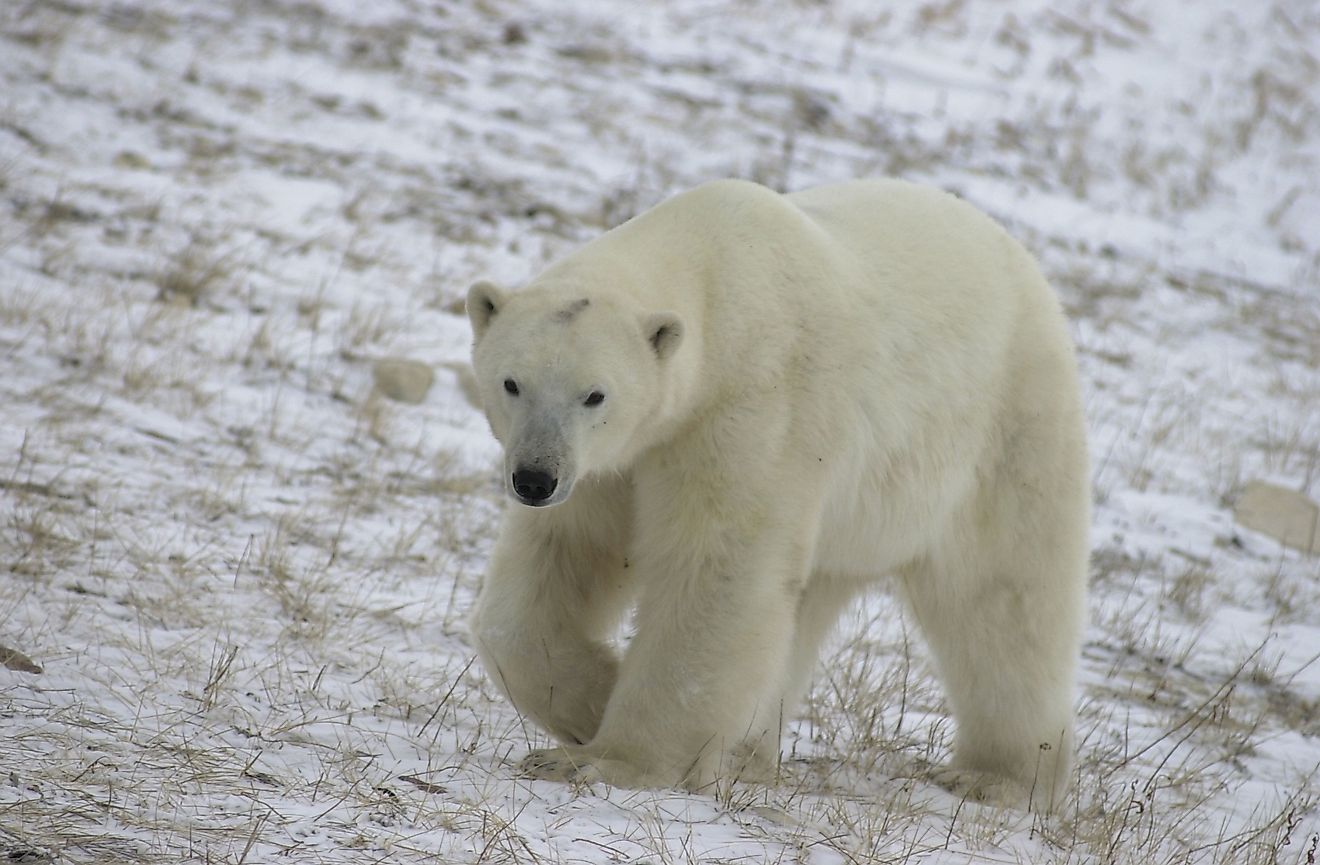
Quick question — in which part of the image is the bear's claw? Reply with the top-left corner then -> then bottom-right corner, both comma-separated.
520,747 -> 593,782
519,747 -> 658,788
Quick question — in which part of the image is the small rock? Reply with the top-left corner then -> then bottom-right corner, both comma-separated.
1234,480 -> 1320,555
372,358 -> 434,405
749,804 -> 800,826
113,150 -> 151,170
440,360 -> 481,410
502,21 -> 528,45
0,645 -> 43,674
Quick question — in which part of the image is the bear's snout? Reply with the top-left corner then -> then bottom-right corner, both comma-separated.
512,468 -> 558,505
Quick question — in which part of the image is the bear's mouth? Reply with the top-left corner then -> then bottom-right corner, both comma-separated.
511,488 -> 571,508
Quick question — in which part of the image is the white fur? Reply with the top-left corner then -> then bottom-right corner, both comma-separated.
466,179 -> 1089,811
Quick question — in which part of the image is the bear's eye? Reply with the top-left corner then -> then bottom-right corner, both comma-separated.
584,391 -> 605,407
503,378 -> 519,396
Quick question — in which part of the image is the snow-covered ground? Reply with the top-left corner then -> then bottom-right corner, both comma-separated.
2,1 -> 1318,862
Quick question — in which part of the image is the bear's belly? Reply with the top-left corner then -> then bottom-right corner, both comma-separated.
813,485 -> 939,582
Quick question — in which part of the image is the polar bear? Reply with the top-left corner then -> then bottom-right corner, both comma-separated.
465,178 -> 1089,811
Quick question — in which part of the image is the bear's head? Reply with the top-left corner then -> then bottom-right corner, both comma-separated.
467,280 -> 684,507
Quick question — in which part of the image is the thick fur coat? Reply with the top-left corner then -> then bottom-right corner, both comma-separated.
466,179 -> 1090,811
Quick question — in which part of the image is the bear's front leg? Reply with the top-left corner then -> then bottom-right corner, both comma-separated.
524,482 -> 818,790
468,476 -> 635,746
471,617 -> 618,747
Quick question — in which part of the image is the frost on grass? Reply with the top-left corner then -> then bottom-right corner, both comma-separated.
2,0 -> 1319,863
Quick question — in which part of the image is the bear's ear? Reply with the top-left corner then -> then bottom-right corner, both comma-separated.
643,311 -> 684,361
466,280 -> 504,339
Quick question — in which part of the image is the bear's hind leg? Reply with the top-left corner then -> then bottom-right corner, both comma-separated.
735,575 -> 858,777
899,526 -> 1086,811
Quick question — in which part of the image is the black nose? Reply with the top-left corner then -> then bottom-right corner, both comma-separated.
512,469 -> 557,502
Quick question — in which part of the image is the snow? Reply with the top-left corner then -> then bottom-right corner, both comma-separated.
1,0 -> 1318,863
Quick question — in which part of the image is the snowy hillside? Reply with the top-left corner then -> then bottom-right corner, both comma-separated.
2,0 -> 1318,862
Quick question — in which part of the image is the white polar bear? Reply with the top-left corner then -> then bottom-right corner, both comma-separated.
465,179 -> 1089,811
